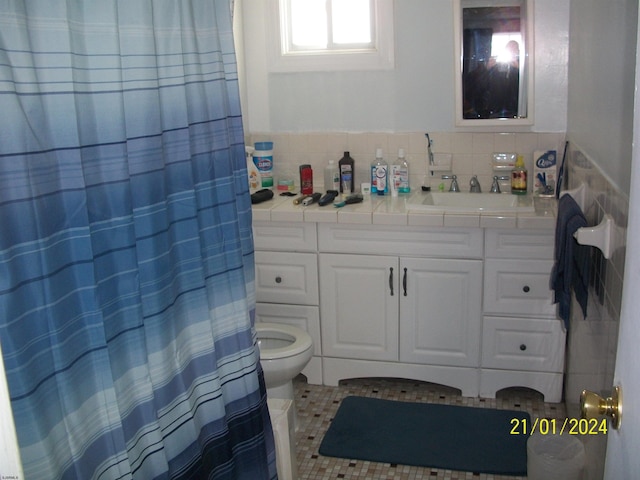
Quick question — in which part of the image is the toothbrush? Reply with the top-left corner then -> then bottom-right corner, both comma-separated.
334,193 -> 363,208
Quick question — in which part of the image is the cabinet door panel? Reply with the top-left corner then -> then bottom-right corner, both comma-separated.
400,258 -> 482,367
319,254 -> 398,361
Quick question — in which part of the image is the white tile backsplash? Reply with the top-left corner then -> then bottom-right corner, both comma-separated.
248,131 -> 565,193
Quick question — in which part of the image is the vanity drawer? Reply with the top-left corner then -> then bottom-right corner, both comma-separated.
318,223 -> 483,258
255,251 -> 318,305
485,229 -> 554,260
253,221 -> 317,252
484,259 -> 556,318
482,316 -> 565,372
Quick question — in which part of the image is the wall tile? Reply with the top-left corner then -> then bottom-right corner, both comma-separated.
367,133 -> 389,155
472,133 -> 494,154
288,134 -> 309,156
347,133 -> 368,155
515,133 -> 539,155
408,132 -> 428,155
472,153 -> 493,176
388,133 -> 410,156
450,133 -> 474,154
307,133 -> 329,153
452,154 -> 473,175
326,133 -> 349,154
494,133 -> 517,152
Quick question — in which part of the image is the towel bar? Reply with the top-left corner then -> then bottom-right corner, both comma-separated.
561,184 -> 625,259
573,214 -> 625,259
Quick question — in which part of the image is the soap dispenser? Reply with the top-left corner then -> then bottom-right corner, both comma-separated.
511,155 -> 528,195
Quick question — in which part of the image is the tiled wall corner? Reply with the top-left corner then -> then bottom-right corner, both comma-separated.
563,143 -> 628,418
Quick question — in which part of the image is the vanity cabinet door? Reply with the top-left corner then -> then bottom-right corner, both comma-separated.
399,257 -> 482,367
319,253 -> 399,361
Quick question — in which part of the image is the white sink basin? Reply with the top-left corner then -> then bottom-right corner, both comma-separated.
405,191 -> 535,213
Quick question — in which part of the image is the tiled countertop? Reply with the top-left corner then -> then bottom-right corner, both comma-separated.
252,192 -> 557,230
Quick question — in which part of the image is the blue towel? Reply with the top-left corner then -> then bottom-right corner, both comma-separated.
550,194 -> 591,329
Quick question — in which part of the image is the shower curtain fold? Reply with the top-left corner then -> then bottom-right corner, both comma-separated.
0,1 -> 276,479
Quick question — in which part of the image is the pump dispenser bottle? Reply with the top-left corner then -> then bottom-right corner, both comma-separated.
511,155 -> 528,195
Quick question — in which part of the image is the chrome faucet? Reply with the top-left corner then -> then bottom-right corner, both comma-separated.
442,174 -> 459,192
469,175 -> 482,193
490,175 -> 510,193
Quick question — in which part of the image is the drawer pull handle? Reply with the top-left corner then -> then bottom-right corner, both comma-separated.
403,268 -> 408,296
520,344 -> 527,351
275,276 -> 282,284
389,267 -> 394,296
522,285 -> 530,293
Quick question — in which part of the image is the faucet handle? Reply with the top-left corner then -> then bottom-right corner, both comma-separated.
490,175 -> 510,193
490,176 -> 501,193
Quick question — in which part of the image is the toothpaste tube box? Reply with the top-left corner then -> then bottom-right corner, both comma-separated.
533,150 -> 557,195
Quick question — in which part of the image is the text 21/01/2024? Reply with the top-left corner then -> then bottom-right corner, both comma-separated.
510,417 -> 608,435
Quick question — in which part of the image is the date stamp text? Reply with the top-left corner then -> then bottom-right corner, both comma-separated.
510,417 -> 608,435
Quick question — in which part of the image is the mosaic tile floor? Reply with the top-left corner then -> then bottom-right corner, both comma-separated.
292,376 -> 567,480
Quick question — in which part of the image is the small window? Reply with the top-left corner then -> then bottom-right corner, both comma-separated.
286,0 -> 374,52
268,0 -> 394,72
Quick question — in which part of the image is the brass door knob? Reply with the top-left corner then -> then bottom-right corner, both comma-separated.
580,386 -> 622,429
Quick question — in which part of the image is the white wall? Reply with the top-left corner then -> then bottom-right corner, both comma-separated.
238,0 -> 570,134
567,0 -> 638,196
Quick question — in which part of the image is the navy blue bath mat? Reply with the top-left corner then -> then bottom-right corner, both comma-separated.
319,396 -> 530,475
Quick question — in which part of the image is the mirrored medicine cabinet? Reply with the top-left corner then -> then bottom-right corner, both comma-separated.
453,0 -> 534,127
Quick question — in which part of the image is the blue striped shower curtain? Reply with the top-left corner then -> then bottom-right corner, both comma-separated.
0,1 -> 277,479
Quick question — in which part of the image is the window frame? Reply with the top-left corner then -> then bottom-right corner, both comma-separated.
267,0 -> 395,72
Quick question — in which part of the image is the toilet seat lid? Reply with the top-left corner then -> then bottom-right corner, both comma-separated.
255,322 -> 312,360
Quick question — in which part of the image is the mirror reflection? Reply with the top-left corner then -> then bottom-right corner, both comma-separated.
456,0 -> 532,124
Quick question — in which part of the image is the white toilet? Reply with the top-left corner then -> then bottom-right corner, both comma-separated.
256,323 -> 312,480
255,322 -> 313,401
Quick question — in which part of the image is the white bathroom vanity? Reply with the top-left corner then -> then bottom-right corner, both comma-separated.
252,194 -> 565,402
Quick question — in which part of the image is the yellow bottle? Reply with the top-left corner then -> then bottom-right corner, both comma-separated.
511,155 -> 528,195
